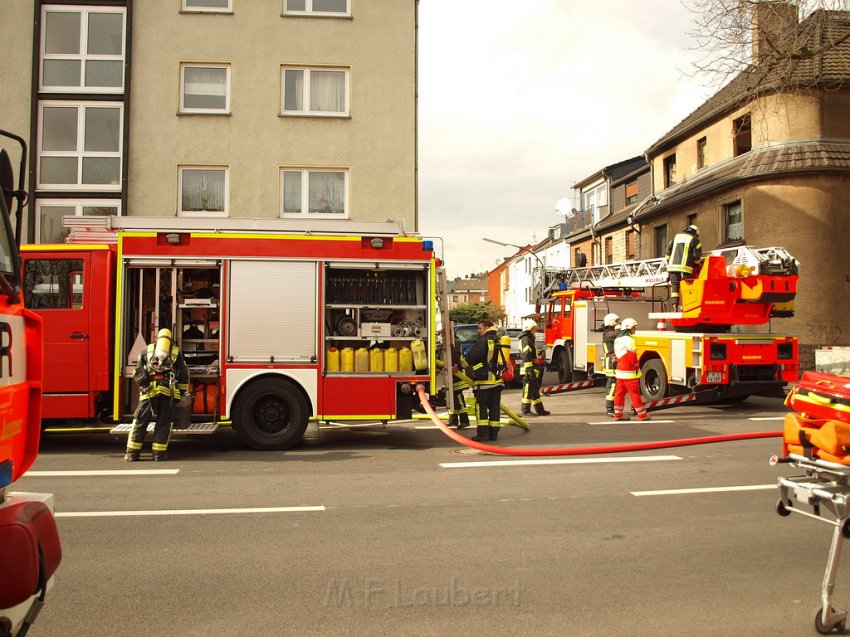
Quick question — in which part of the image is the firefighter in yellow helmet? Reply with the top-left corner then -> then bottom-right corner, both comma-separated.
665,224 -> 702,312
125,328 -> 189,461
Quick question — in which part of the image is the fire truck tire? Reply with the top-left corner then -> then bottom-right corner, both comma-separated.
640,359 -> 668,402
233,379 -> 309,451
557,347 -> 574,384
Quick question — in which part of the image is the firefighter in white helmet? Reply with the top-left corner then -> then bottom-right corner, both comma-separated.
519,318 -> 550,417
601,313 -> 621,416
665,224 -> 702,312
125,328 -> 189,461
612,318 -> 651,421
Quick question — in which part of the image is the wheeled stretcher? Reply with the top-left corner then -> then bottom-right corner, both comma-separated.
774,453 -> 850,634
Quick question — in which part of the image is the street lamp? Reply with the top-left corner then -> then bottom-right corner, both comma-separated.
483,237 -> 546,316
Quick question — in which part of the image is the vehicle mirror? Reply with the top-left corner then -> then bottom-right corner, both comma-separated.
0,149 -> 13,215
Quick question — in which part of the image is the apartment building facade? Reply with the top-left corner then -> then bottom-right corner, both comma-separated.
1,0 -> 418,244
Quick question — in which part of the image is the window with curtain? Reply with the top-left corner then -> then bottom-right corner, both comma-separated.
38,102 -> 122,189
283,0 -> 350,16
724,200 -> 743,243
281,169 -> 347,217
181,64 -> 230,113
179,167 -> 228,216
281,67 -> 348,115
41,7 -> 125,92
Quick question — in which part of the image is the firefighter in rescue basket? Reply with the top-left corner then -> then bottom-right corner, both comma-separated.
665,224 -> 702,312
125,328 -> 189,461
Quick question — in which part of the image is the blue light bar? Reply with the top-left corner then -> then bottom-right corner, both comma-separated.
423,240 -> 433,252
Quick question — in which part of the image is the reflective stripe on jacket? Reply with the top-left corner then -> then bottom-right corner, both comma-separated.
666,232 -> 702,274
136,343 -> 190,400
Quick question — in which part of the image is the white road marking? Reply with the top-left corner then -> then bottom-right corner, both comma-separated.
26,469 -> 179,477
56,505 -> 326,518
441,455 -> 682,469
589,419 -> 676,425
748,416 -> 785,421
631,484 -> 775,497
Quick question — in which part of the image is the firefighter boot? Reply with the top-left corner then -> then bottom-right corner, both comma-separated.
472,426 -> 490,442
448,414 -> 459,428
535,404 -> 551,416
521,407 -> 537,417
152,451 -> 168,462
488,425 -> 500,441
457,412 -> 470,430
124,450 -> 140,462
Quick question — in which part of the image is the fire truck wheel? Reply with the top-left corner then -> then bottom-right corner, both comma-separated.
233,379 -> 309,451
557,347 -> 573,384
640,359 -> 668,402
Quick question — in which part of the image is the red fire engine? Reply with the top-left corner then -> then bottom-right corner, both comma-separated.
21,216 -> 443,451
538,245 -> 800,402
0,131 -> 59,636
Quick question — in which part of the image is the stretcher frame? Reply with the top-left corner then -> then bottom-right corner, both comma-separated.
774,453 -> 850,634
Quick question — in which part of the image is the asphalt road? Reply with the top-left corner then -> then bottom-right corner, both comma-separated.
15,385 -> 844,637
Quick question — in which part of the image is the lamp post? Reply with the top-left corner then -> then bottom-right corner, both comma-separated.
483,237 -> 546,321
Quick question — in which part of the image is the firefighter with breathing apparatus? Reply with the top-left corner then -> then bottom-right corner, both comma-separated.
601,313 -> 620,416
519,318 -> 550,417
125,328 -> 189,461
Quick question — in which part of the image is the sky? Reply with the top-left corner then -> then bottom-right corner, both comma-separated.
416,0 -> 717,279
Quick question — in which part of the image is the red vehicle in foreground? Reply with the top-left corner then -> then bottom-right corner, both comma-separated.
0,130 -> 59,637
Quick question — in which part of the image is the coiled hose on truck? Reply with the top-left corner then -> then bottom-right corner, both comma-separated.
415,384 -> 781,457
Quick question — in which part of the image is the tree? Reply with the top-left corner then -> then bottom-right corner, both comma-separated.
449,302 -> 506,325
685,1 -> 850,92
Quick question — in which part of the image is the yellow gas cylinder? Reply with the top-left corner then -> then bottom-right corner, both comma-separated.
341,347 -> 355,372
355,347 -> 369,372
326,346 -> 340,372
370,348 -> 385,372
399,346 -> 414,372
500,335 -> 512,363
385,347 -> 399,372
411,339 -> 427,372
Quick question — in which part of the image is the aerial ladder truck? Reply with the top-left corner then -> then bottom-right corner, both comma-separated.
536,245 -> 800,404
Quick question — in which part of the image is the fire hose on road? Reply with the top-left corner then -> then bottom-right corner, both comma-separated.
415,384 -> 781,457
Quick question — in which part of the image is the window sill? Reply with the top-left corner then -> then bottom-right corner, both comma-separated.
278,113 -> 350,120
179,211 -> 229,218
178,111 -> 232,117
280,13 -> 353,20
179,10 -> 234,15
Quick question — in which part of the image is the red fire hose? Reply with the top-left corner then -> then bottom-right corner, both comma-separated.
415,385 -> 781,457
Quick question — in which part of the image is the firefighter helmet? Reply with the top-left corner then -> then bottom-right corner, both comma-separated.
686,224 -> 699,235
522,318 -> 538,331
621,318 -> 638,330
603,313 -> 620,327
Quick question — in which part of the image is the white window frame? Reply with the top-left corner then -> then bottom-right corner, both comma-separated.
280,66 -> 350,117
36,198 -> 121,244
179,63 -> 231,114
280,168 -> 349,219
282,0 -> 351,17
182,0 -> 233,13
178,165 -> 229,218
37,101 -> 124,191
40,5 -> 126,93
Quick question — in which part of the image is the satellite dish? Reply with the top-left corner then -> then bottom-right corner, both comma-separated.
555,197 -> 573,217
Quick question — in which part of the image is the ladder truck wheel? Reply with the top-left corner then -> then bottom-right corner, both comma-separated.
233,378 -> 309,451
639,359 -> 668,402
557,347 -> 574,384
